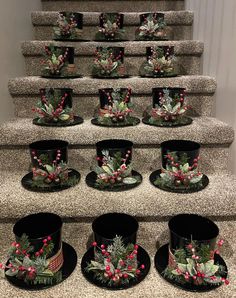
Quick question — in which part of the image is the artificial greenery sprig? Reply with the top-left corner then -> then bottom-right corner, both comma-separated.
140,47 -> 175,77
97,13 -> 125,40
164,239 -> 229,286
32,90 -> 74,124
149,89 -> 191,123
92,150 -> 140,188
54,13 -> 78,38
42,45 -> 69,75
155,152 -> 203,189
86,236 -> 145,286
98,88 -> 133,124
0,234 -> 62,285
137,14 -> 166,40
92,48 -> 125,77
31,150 -> 69,186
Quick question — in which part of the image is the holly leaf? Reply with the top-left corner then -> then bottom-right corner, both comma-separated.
123,177 -> 137,184
190,175 -> 203,184
5,268 -> 18,277
58,114 -> 70,121
176,263 -> 187,273
45,165 -> 54,174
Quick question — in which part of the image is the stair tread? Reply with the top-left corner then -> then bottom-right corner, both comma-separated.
0,220 -> 235,298
9,75 -> 217,95
0,171 -> 235,219
32,10 -> 194,26
0,117 -> 234,146
22,40 -> 203,56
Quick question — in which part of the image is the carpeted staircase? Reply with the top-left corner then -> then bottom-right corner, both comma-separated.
0,0 -> 235,297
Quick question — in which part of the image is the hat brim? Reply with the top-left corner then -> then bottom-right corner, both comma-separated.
21,169 -> 81,193
33,116 -> 84,127
155,243 -> 228,292
5,242 -> 77,291
91,117 -> 140,127
81,245 -> 151,290
149,169 -> 209,193
142,116 -> 193,127
86,170 -> 142,192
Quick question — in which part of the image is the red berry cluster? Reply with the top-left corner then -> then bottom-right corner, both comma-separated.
96,150 -> 131,184
175,240 -> 229,285
91,242 -> 145,282
32,92 -> 69,119
57,13 -> 77,36
31,149 -> 63,181
0,235 -> 53,281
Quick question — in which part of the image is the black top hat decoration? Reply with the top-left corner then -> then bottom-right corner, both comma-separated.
143,88 -> 192,127
95,13 -> 126,41
155,214 -> 229,292
21,140 -> 81,192
92,47 -> 128,78
81,213 -> 151,290
86,139 -> 142,191
0,212 -> 77,290
53,12 -> 86,41
139,46 -> 177,78
91,88 -> 140,127
150,140 -> 209,193
41,45 -> 81,78
32,88 -> 83,127
135,13 -> 168,41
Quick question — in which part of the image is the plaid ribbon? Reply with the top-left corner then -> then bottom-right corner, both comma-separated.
47,246 -> 64,273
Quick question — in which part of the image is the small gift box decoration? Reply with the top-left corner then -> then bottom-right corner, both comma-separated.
91,88 -> 140,127
92,47 -> 128,78
142,88 -> 192,127
32,88 -> 83,127
155,214 -> 229,292
0,212 -> 77,289
85,139 -> 142,191
139,46 -> 177,77
81,213 -> 151,289
150,140 -> 209,193
95,13 -> 126,41
135,13 -> 167,40
53,12 -> 84,41
21,140 -> 80,192
41,45 -> 80,78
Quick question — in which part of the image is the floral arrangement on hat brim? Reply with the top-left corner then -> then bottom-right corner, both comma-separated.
92,48 -> 126,78
30,151 -> 78,188
144,89 -> 191,125
32,90 -> 74,124
41,45 -> 69,76
140,47 -> 176,77
97,88 -> 135,125
92,150 -> 141,189
0,234 -> 62,285
95,14 -> 125,40
86,236 -> 145,286
136,14 -> 167,40
164,239 -> 229,286
54,12 -> 82,39
154,152 -> 203,190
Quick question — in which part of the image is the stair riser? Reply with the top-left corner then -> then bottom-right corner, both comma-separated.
42,1 -> 185,12
13,94 -> 214,118
24,56 -> 201,76
0,147 -> 230,174
34,25 -> 192,41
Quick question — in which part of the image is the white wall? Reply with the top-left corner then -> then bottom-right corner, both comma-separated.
186,0 -> 236,173
0,0 -> 42,122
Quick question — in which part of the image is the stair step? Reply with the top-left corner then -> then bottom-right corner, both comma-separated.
0,117 -> 233,173
32,11 -> 193,41
9,76 -> 217,118
0,219 -> 234,297
22,40 -> 203,76
0,170 -> 235,219
0,117 -> 233,146
41,0 -> 185,12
